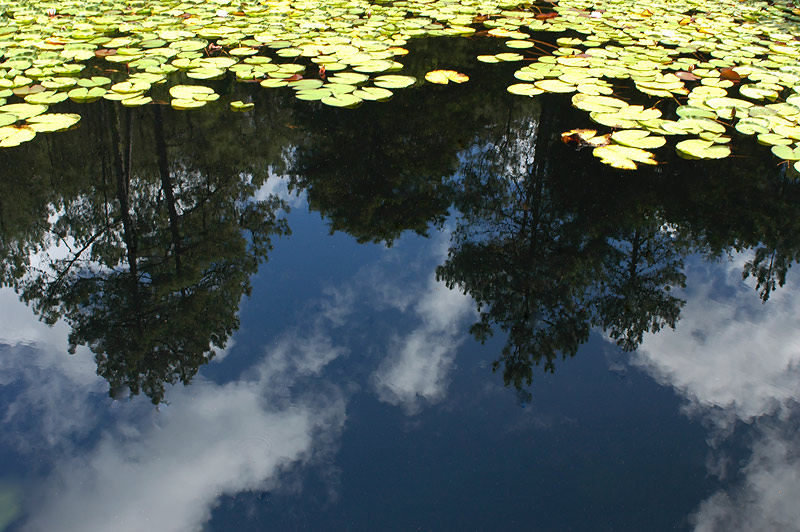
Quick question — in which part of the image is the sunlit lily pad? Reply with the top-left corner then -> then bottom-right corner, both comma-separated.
425,70 -> 469,85
675,139 -> 731,159
171,98 -> 206,110
25,113 -> 80,132
534,79 -> 576,93
0,103 -> 48,120
0,125 -> 36,147
230,101 -> 255,112
507,84 -> 544,97
611,129 -> 666,149
353,87 -> 393,101
771,144 -> 800,161
169,85 -> 215,100
321,92 -> 362,108
593,144 -> 657,170
373,75 -> 415,89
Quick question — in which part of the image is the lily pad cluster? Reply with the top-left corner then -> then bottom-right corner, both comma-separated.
497,0 -> 800,172
0,0 -> 533,146
1,0 -> 800,167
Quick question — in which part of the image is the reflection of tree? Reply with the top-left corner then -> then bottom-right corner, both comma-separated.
596,227 -> 686,352
288,38 -> 498,245
438,98 -> 688,388
8,98 -> 292,404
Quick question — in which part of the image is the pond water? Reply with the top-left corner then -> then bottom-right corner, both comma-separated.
1,36 -> 800,532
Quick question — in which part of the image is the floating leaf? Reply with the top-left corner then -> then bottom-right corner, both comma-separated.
507,84 -> 544,97
0,103 -> 48,120
611,129 -> 666,149
230,101 -> 255,112
534,79 -> 576,93
25,113 -> 80,132
770,144 -> 800,160
170,99 -> 206,110
561,129 -> 610,148
373,75 -> 415,89
675,139 -> 731,159
593,144 -> 657,170
352,87 -> 393,101
425,70 -> 469,85
0,125 -> 36,147
169,85 -> 215,100
321,92 -> 362,108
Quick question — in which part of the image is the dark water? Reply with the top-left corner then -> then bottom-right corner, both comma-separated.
1,38 -> 799,532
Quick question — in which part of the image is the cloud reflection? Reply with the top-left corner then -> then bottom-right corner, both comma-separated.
371,275 -> 473,414
630,255 -> 800,532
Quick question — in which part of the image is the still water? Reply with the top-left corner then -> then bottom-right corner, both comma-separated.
1,38 -> 799,531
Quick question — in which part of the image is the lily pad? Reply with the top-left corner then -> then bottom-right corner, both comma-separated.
25,113 -> 81,132
675,139 -> 731,159
0,125 -> 36,147
230,101 -> 255,112
425,70 -> 469,85
373,75 -> 415,89
321,92 -> 362,108
507,84 -> 544,97
611,129 -> 666,149
593,144 -> 657,170
771,144 -> 800,161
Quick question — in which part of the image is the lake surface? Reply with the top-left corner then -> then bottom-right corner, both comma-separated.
1,36 -> 799,532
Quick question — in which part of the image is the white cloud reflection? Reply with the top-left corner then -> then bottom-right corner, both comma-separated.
629,254 -> 800,532
371,274 -> 474,415
2,224 -> 474,531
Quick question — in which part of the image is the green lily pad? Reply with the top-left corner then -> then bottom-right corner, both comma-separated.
771,144 -> 800,161
611,129 -> 666,149
25,113 -> 81,132
593,144 -> 657,170
373,75 -> 415,89
0,125 -> 36,147
230,101 -> 255,111
321,92 -> 362,108
24,91 -> 68,105
425,70 -> 469,84
757,133 -> 794,146
171,98 -> 206,110
0,103 -> 48,120
534,79 -> 576,93
352,87 -> 393,101
169,85 -> 215,100
675,139 -> 731,159
121,95 -> 152,107
508,83 -> 544,97
572,94 -> 628,113
295,88 -> 332,101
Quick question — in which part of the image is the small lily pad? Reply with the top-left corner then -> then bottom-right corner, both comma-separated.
25,113 -> 81,132
425,70 -> 469,85
230,101 -> 255,112
611,129 -> 666,149
593,144 -> 657,170
771,144 -> 800,161
321,92 -> 362,108
373,75 -> 415,89
0,125 -> 36,147
675,139 -> 731,159
507,83 -> 544,97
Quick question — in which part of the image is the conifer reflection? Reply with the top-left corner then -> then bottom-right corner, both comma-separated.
3,100 -> 291,404
438,99 -> 689,388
